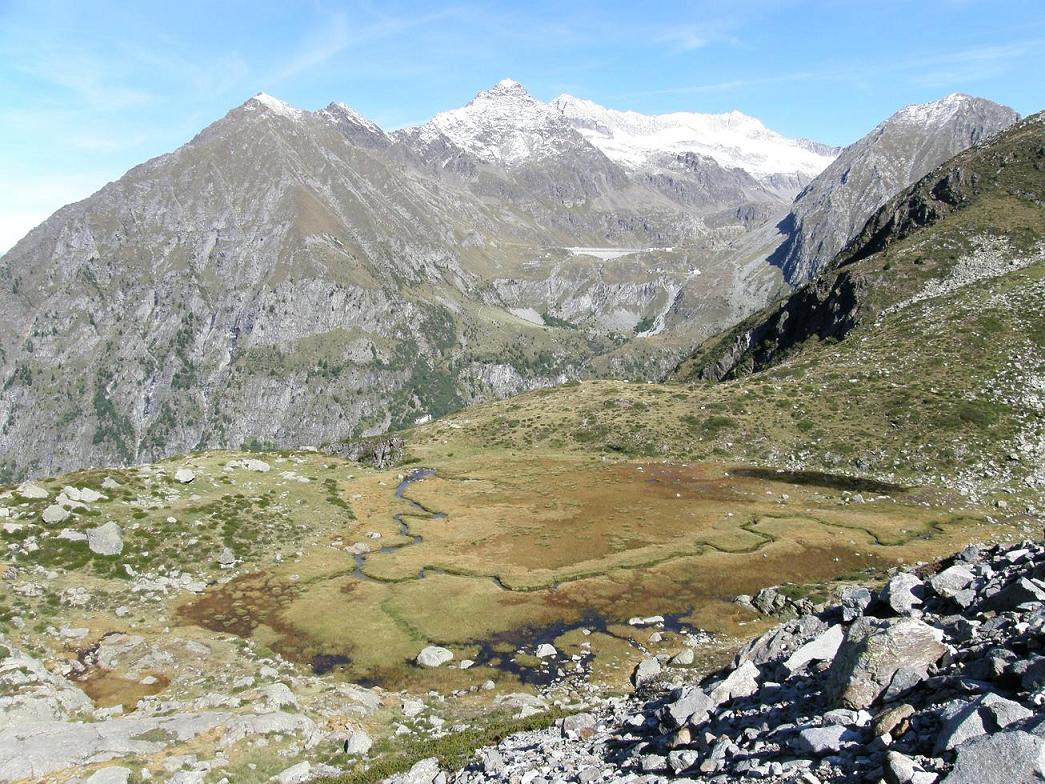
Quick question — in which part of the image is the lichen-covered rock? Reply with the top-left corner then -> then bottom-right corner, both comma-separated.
827,617 -> 946,709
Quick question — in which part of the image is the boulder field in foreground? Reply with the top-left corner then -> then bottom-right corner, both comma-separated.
419,538 -> 1045,784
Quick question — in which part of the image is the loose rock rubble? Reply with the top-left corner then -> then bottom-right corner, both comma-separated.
446,539 -> 1045,784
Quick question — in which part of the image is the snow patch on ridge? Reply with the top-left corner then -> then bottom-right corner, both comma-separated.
892,93 -> 982,126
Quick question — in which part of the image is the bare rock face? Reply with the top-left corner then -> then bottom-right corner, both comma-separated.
827,617 -> 946,710
941,730 -> 1045,784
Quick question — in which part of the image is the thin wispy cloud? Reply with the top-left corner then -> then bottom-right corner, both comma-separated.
13,46 -> 155,110
905,41 -> 1039,87
273,6 -> 467,82
620,37 -> 1042,102
658,29 -> 710,51
621,71 -> 820,98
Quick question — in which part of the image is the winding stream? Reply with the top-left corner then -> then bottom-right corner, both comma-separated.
351,468 -> 445,582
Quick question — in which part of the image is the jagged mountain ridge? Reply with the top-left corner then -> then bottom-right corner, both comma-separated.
0,82 -> 1018,480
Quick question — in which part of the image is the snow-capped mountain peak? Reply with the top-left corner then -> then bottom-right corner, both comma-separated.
551,94 -> 837,183
890,93 -> 985,127
409,79 -> 585,166
246,92 -> 305,120
403,82 -> 839,184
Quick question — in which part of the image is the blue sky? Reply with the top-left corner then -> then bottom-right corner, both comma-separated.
1,0 -> 1042,252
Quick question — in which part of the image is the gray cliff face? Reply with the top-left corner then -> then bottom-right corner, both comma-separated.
769,94 -> 1019,284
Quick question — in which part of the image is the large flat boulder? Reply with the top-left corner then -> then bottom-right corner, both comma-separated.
415,645 -> 453,668
87,522 -> 123,555
781,624 -> 844,677
0,712 -> 227,781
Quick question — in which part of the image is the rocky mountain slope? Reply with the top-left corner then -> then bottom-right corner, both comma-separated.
765,94 -> 1018,284
0,80 -> 833,482
677,110 -> 1042,382
0,85 -> 1014,483
432,539 -> 1045,784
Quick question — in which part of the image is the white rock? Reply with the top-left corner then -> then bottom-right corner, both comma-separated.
257,683 -> 298,710
416,645 -> 454,667
344,728 -> 373,755
174,468 -> 196,484
710,660 -> 761,705
225,458 -> 271,473
782,624 -> 844,677
272,761 -> 311,784
68,486 -> 105,503
536,643 -> 557,658
670,648 -> 695,666
632,657 -> 662,688
84,767 -> 133,784
629,615 -> 664,627
402,699 -> 425,717
41,504 -> 71,524
401,757 -> 441,784
17,482 -> 49,499
87,522 -> 124,555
